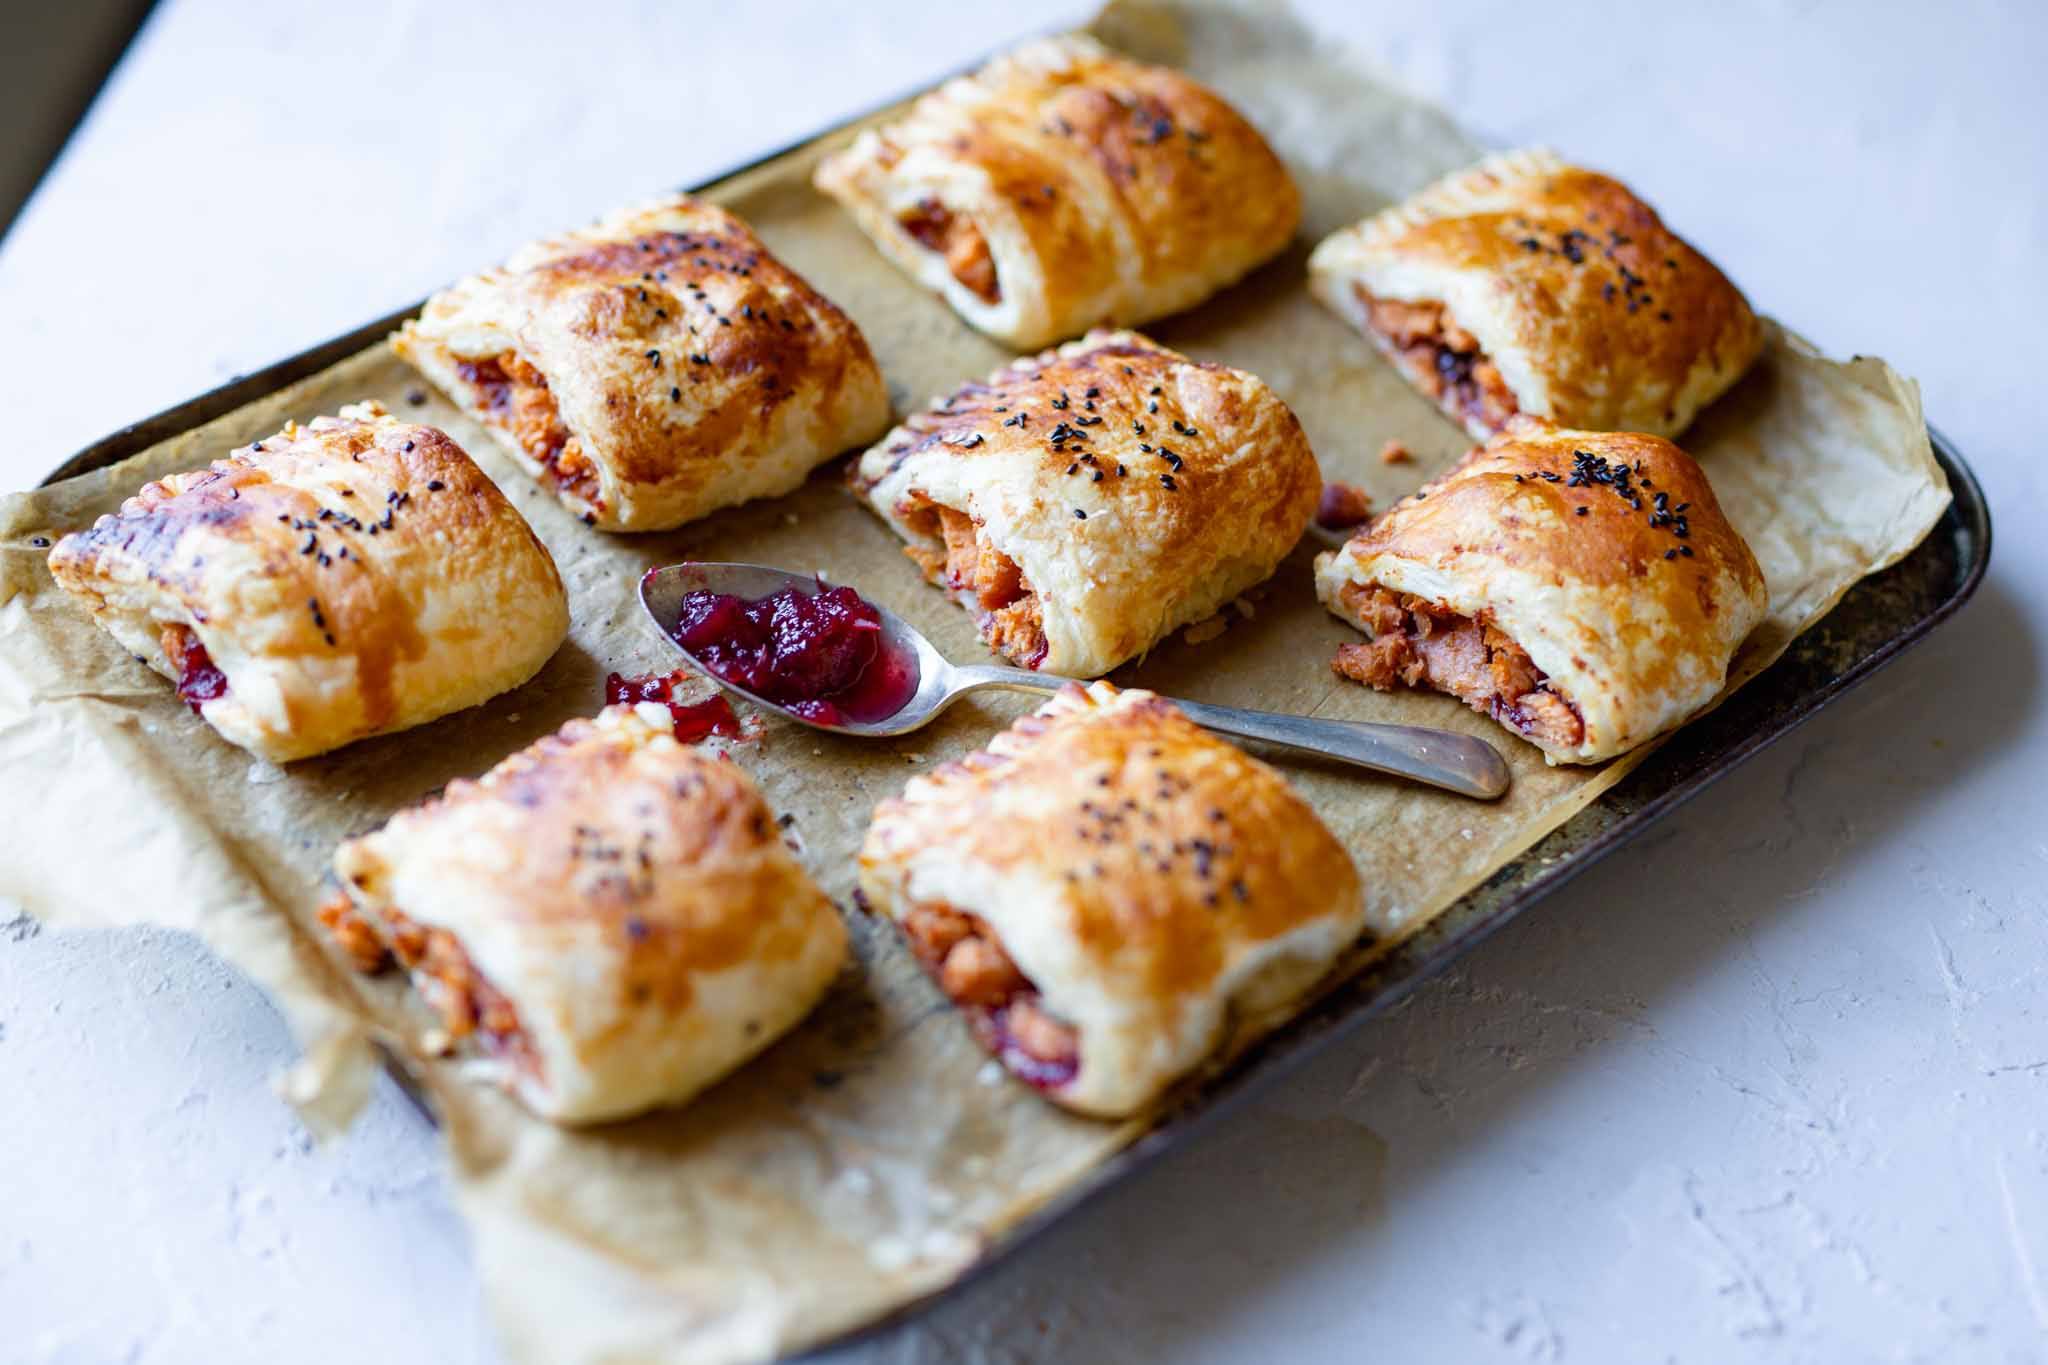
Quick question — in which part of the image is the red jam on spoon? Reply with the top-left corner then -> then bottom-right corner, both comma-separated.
668,580 -> 917,726
604,669 -> 739,742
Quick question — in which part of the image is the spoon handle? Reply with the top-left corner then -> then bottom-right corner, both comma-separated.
1172,700 -> 1510,799
946,664 -> 1065,699
949,668 -> 1509,800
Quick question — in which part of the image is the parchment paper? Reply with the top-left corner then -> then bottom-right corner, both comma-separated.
0,2 -> 1950,1360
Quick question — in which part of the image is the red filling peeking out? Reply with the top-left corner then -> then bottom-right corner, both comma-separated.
162,624 -> 227,713
604,669 -> 740,743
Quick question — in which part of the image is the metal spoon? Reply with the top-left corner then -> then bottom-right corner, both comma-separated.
639,562 -> 1510,800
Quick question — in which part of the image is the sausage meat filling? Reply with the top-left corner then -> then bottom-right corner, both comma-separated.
898,199 -> 1000,304
318,891 -> 538,1074
1331,583 -> 1584,750
897,493 -> 1050,669
1357,289 -> 1520,434
455,352 -> 605,511
900,899 -> 1079,1089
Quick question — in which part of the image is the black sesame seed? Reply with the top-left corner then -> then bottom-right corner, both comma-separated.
1073,508 -> 1087,520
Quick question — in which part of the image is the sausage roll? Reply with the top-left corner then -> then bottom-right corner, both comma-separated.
46,402 -> 568,764
814,34 -> 1301,350
850,329 -> 1319,676
858,682 -> 1365,1117
1314,421 -> 1768,765
319,704 -> 848,1125
1308,149 -> 1763,441
393,193 -> 891,531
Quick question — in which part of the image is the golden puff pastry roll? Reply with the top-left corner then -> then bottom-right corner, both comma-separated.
393,193 -> 891,532
1315,421 -> 1768,765
1309,148 -> 1763,441
814,34 -> 1300,350
46,401 -> 567,764
319,704 -> 848,1125
858,681 -> 1366,1118
850,329 -> 1319,676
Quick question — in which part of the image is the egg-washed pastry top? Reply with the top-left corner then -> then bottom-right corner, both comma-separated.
1308,148 -> 1763,441
45,401 -> 568,764
393,193 -> 891,532
849,329 -> 1319,676
815,33 -> 1301,350
1315,421 -> 1769,765
320,704 -> 848,1125
857,681 -> 1367,1118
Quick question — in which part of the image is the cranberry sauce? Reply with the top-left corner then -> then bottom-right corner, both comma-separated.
166,629 -> 228,713
604,669 -> 739,743
667,580 -> 917,726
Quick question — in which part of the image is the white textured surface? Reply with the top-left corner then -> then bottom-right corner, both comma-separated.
2,2 -> 2043,1362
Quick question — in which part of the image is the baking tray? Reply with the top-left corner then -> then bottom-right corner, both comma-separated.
36,137 -> 1992,1355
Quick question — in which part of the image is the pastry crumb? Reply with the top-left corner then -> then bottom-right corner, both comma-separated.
1232,596 -> 1257,620
1379,438 -> 1414,465
1314,481 -> 1375,530
1183,615 -> 1228,646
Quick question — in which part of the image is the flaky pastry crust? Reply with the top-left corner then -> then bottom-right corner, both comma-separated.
815,34 -> 1300,349
394,193 -> 890,531
46,402 -> 567,763
850,329 -> 1319,676
1309,148 -> 1763,440
329,705 -> 847,1124
858,682 -> 1366,1117
1314,421 -> 1768,764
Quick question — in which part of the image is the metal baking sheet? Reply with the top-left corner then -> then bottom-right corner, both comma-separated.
32,77 -> 1990,1364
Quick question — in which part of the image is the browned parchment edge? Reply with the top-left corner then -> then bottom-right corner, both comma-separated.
38,74 -> 1993,1365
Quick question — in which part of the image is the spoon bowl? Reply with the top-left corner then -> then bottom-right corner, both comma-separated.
639,562 -> 1511,799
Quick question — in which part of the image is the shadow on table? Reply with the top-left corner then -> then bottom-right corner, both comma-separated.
836,576 -> 2035,1361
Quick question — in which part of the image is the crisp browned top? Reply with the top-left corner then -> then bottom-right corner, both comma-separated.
1355,421 -> 1766,615
842,35 -> 1299,326
1381,165 -> 1759,431
857,328 -> 1319,559
864,683 -> 1360,1002
47,406 -> 559,730
339,712 -> 821,1026
505,202 -> 879,493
